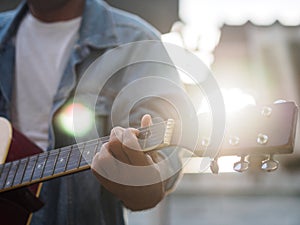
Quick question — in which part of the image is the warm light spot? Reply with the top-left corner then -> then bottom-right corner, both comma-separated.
218,156 -> 240,173
222,88 -> 256,113
56,103 -> 94,137
198,88 -> 256,114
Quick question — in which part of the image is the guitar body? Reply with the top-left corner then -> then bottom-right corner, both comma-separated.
0,118 -> 44,225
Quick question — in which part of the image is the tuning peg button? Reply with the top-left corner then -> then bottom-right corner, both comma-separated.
210,158 -> 219,174
261,106 -> 272,117
261,155 -> 279,172
233,156 -> 249,172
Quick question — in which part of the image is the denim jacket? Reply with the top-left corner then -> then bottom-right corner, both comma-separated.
0,0 -> 182,224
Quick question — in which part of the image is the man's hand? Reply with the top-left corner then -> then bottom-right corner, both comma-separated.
91,114 -> 165,211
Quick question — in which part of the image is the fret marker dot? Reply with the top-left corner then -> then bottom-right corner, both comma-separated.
229,136 -> 240,146
60,158 -> 64,163
37,164 -> 43,169
6,181 -> 10,186
86,151 -> 90,155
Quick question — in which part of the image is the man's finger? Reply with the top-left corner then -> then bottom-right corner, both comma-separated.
122,128 -> 153,166
140,114 -> 161,162
109,126 -> 131,164
91,143 -> 119,177
141,114 -> 152,128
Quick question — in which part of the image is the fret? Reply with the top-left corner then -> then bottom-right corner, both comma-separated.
80,140 -> 101,167
76,143 -> 85,169
29,153 -> 39,181
141,127 -> 151,149
22,155 -> 38,183
2,161 -> 18,188
0,164 -> 4,178
40,151 -> 50,179
54,147 -> 71,174
64,146 -> 72,172
78,156 -> 88,167
66,145 -> 81,171
4,160 -> 20,188
1,162 -> 12,189
13,158 -> 29,186
41,151 -> 54,178
79,143 -> 93,167
52,148 -> 60,175
31,152 -> 48,180
19,157 -> 30,185
10,160 -> 20,187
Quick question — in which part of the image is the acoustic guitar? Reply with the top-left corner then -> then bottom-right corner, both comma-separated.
0,101 -> 297,225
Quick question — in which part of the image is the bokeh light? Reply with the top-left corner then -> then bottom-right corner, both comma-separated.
56,103 -> 94,137
198,88 -> 256,114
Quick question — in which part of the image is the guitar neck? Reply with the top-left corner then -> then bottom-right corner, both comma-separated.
0,121 -> 170,193
0,139 -> 101,193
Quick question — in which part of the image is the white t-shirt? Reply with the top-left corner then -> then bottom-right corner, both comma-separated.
12,13 -> 82,150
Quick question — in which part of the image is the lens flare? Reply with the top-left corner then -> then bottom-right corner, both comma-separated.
222,88 -> 256,113
56,103 -> 94,137
199,88 -> 256,114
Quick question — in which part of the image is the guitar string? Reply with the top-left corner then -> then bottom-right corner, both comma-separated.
29,122 -> 167,183
29,153 -> 39,182
63,145 -> 73,173
42,122 -> 165,166
0,121 -> 169,189
51,147 -> 61,176
3,123 -> 166,187
40,122 -> 167,174
1,161 -> 12,189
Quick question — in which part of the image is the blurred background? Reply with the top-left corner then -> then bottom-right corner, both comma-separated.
2,0 -> 300,224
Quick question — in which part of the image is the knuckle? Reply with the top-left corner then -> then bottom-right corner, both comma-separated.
110,127 -> 124,140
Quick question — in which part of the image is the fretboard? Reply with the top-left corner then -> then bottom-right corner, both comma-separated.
0,121 -> 170,193
0,138 -> 103,192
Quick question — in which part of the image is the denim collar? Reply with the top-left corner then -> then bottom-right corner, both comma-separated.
79,0 -> 119,49
0,2 -> 26,50
0,0 -> 119,50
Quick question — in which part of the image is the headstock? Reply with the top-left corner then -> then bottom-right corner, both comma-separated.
197,101 -> 298,173
138,101 -> 298,174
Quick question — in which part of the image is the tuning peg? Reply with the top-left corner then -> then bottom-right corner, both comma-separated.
261,154 -> 279,172
233,155 -> 249,172
210,158 -> 219,174
261,106 -> 272,117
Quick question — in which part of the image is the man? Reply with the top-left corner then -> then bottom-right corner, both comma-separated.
0,0 -> 182,224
